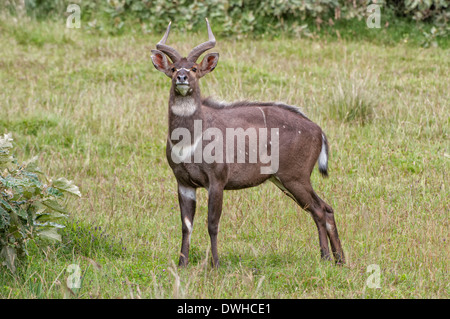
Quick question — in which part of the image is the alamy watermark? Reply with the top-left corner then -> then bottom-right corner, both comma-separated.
66,263 -> 81,289
170,120 -> 279,174
66,3 -> 381,30
366,264 -> 381,289
66,4 -> 81,29
366,2 -> 381,29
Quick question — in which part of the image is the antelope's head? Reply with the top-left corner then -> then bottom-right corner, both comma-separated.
151,19 -> 219,97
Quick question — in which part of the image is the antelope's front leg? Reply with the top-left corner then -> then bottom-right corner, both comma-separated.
178,184 -> 196,267
207,185 -> 224,268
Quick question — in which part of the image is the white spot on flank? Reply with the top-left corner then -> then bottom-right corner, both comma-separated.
171,96 -> 197,116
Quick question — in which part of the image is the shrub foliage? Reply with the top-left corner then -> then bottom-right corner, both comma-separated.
0,133 -> 81,273
2,1 -> 448,36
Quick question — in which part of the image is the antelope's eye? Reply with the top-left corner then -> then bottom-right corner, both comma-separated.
171,67 -> 176,72
192,67 -> 197,73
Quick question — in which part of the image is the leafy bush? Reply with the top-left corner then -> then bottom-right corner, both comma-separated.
2,0 -> 447,38
389,0 -> 449,46
401,0 -> 448,22
0,0 -> 447,46
0,133 -> 81,273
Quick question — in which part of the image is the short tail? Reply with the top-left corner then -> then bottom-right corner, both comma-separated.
318,133 -> 329,177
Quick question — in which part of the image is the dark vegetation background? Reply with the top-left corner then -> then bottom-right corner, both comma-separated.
2,0 -> 449,47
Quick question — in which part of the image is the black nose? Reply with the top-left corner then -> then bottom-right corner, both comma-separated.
177,74 -> 187,82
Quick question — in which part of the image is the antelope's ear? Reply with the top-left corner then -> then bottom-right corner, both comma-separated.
198,53 -> 219,78
151,50 -> 172,77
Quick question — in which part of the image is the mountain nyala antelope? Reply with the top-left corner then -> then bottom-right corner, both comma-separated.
151,19 -> 345,267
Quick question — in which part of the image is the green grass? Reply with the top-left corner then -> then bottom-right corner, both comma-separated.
0,16 -> 448,299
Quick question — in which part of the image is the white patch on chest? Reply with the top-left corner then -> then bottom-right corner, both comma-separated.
171,96 -> 197,117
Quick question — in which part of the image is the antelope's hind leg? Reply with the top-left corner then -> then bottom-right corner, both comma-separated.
272,177 -> 345,264
322,201 -> 345,264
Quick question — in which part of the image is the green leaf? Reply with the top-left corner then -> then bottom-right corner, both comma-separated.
0,199 -> 16,213
37,228 -> 61,242
22,184 -> 41,199
23,156 -> 43,174
0,133 -> 14,168
1,245 -> 17,273
52,178 -> 81,197
0,206 -> 10,230
0,133 -> 13,149
16,208 -> 28,220
42,199 -> 68,214
36,210 -> 67,223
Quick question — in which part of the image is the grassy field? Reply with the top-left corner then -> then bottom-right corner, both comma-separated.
0,16 -> 448,299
